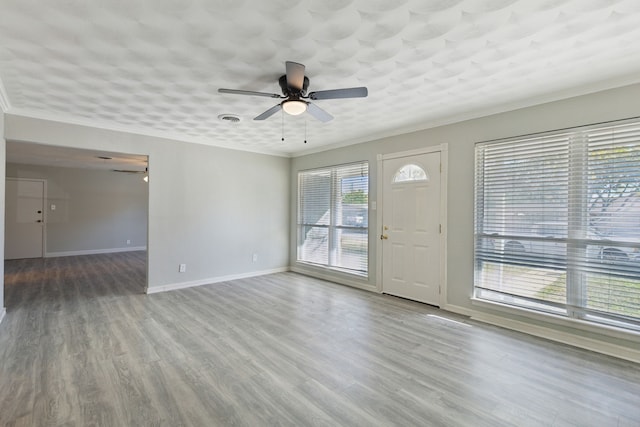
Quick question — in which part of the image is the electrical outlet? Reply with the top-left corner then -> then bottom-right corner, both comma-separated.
252,253 -> 258,262
179,263 -> 186,273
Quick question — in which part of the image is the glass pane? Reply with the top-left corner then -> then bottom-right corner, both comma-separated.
475,260 -> 567,305
585,125 -> 640,320
393,164 -> 428,183
475,136 -> 570,308
299,170 -> 330,225
298,226 -> 328,265
336,165 -> 368,228
335,228 -> 368,272
298,162 -> 369,275
475,120 -> 640,330
585,273 -> 640,318
478,138 -> 569,237
476,236 -> 567,269
587,139 -> 640,240
338,204 -> 368,228
584,242 -> 640,318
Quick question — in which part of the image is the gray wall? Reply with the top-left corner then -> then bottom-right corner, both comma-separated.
291,83 -> 640,352
3,116 -> 291,291
0,112 -> 4,313
6,163 -> 148,255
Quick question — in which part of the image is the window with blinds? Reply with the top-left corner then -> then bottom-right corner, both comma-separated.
474,119 -> 640,331
297,162 -> 369,275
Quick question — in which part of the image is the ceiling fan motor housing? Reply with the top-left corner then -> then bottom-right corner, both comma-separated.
279,75 -> 309,97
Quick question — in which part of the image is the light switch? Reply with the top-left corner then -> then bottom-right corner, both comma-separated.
50,204 -> 56,211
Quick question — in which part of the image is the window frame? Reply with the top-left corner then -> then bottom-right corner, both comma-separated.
296,161 -> 369,277
473,118 -> 640,333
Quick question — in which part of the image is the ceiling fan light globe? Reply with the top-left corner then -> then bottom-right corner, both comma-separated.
282,100 -> 307,116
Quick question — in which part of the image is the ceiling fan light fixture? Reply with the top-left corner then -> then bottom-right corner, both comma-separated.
282,99 -> 307,116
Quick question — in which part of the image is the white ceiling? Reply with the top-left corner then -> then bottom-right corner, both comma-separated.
1,0 -> 640,158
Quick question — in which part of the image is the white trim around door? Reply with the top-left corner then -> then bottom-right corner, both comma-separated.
376,144 -> 448,307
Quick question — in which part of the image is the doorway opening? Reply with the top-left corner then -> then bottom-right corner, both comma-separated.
4,141 -> 149,300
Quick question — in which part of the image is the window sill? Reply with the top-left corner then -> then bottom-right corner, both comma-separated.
295,261 -> 368,278
471,297 -> 640,343
291,262 -> 374,292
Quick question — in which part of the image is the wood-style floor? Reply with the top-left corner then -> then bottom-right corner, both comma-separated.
1,253 -> 639,426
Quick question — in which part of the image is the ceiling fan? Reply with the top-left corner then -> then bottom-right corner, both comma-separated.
218,61 -> 368,123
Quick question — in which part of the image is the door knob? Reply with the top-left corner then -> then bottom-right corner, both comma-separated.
37,220 -> 42,223
380,234 -> 388,240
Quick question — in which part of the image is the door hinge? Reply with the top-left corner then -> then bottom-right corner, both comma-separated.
440,163 -> 442,173
439,224 -> 442,234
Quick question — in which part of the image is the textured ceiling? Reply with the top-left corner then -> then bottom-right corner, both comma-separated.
1,0 -> 640,158
6,141 -> 148,171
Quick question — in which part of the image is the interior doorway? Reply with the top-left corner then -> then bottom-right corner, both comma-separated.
4,141 -> 149,294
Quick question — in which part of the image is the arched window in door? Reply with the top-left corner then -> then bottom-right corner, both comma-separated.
392,164 -> 428,183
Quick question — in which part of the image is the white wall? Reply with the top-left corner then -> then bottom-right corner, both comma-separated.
6,163 -> 148,256
4,116 -> 291,291
291,83 -> 640,360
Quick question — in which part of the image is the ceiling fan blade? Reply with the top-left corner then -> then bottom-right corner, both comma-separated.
254,104 -> 282,120
306,102 -> 333,123
308,87 -> 368,100
285,61 -> 305,91
218,88 -> 282,98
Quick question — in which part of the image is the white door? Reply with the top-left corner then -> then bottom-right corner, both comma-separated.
5,178 -> 45,260
382,152 -> 441,305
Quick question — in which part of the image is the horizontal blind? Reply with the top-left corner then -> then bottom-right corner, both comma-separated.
475,119 -> 640,330
298,162 -> 369,275
298,168 -> 331,265
475,134 -> 570,305
583,122 -> 640,319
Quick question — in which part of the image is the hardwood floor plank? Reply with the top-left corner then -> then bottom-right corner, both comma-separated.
1,253 -> 639,426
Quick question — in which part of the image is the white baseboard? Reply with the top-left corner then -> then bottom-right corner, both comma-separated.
442,304 -> 640,364
0,307 -> 6,325
145,267 -> 290,294
46,246 -> 147,258
442,304 -> 475,317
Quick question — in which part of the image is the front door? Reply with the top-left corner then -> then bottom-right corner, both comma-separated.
5,178 -> 45,260
382,152 -> 441,305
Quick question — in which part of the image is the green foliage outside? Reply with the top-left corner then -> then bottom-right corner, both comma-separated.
342,190 -> 368,204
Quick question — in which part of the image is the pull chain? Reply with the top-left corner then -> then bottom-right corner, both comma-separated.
281,109 -> 285,142
304,117 -> 307,144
